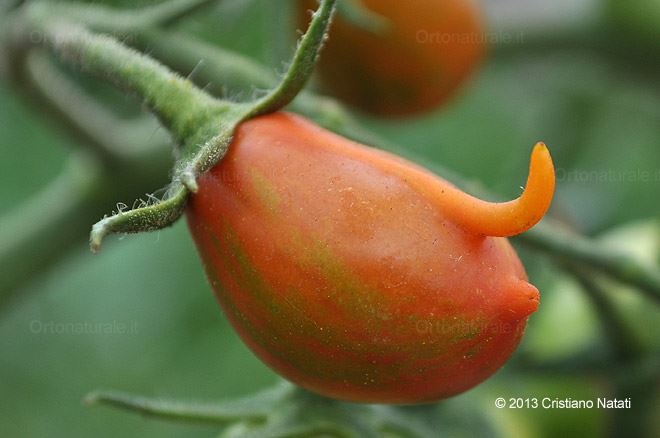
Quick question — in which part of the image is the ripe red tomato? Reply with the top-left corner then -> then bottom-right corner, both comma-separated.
186,112 -> 554,403
299,0 -> 486,117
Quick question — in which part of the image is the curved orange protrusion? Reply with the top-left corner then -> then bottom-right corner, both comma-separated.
427,143 -> 555,237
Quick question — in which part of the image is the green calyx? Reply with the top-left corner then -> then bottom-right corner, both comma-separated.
14,0 -> 337,252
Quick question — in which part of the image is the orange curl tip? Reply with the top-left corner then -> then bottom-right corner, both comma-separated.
440,142 -> 555,237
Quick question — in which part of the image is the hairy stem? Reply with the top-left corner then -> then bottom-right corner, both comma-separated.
89,183 -> 188,253
116,28 -> 393,148
85,383 -> 293,425
25,50 -> 167,162
248,0 -> 337,116
39,22 -> 221,147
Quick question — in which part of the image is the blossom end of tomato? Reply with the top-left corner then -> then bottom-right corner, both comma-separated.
501,278 -> 541,322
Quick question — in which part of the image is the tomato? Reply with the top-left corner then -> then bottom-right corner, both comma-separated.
186,112 -> 554,403
299,0 -> 486,117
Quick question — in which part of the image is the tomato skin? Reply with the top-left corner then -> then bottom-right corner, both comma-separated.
186,113 -> 540,404
299,0 -> 486,117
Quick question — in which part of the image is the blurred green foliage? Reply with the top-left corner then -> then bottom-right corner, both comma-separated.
1,0 -> 658,437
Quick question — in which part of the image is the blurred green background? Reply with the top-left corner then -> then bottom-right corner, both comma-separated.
1,0 -> 658,437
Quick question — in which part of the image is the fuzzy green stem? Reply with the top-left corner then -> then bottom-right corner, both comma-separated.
85,391 -> 266,425
118,28 -> 387,148
248,0 -> 337,117
26,50 -> 167,162
84,383 -> 293,425
18,22 -> 223,251
41,22 -> 221,147
89,183 -> 188,253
